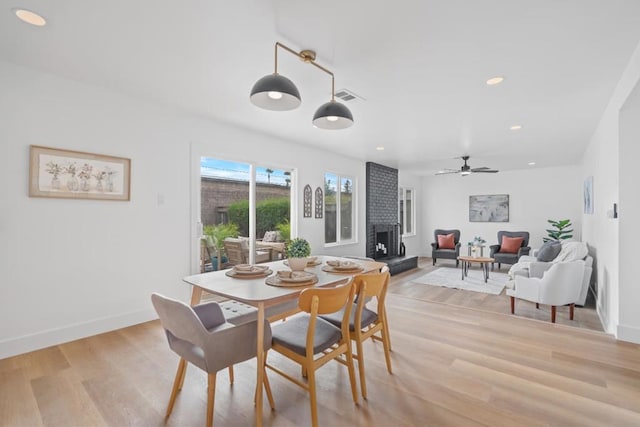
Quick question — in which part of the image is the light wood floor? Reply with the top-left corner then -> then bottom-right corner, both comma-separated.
2,260 -> 637,426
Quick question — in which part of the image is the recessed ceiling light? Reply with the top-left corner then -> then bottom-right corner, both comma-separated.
528,162 -> 536,166
376,146 -> 385,151
12,8 -> 46,26
510,125 -> 522,130
486,76 -> 505,86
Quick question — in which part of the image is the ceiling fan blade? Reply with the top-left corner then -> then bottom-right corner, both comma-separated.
471,169 -> 499,173
471,166 -> 490,170
435,169 -> 459,175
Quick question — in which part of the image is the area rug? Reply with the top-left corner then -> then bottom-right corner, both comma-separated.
411,267 -> 508,295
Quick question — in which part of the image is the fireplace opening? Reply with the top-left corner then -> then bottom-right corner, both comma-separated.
372,223 -> 400,260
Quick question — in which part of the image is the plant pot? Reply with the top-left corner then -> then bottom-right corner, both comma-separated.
288,257 -> 308,271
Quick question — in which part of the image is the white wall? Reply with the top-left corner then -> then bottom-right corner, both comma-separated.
582,41 -> 640,340
618,84 -> 640,342
421,167 -> 582,256
0,60 -> 367,358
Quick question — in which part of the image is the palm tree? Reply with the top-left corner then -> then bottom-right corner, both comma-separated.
266,168 -> 274,184
284,171 -> 291,187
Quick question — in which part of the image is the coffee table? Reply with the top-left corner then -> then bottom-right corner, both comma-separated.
457,255 -> 495,283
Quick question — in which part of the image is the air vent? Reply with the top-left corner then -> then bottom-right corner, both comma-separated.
335,88 -> 365,103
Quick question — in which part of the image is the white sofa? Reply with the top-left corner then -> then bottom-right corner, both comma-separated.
508,241 -> 593,306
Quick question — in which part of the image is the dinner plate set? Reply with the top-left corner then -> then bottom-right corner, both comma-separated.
226,258 -> 365,287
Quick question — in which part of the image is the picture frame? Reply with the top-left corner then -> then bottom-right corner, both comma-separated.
315,186 -> 323,218
469,194 -> 509,222
584,176 -> 594,214
29,145 -> 131,201
303,184 -> 312,217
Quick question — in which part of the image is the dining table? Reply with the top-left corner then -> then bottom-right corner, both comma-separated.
183,255 -> 386,427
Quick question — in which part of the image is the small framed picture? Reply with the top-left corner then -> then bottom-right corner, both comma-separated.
29,145 -> 131,201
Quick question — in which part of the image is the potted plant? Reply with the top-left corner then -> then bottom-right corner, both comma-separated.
286,237 -> 311,271
543,219 -> 573,243
467,236 -> 486,257
203,223 -> 239,270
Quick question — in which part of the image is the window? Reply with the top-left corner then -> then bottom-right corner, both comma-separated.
399,187 -> 415,236
325,172 -> 355,245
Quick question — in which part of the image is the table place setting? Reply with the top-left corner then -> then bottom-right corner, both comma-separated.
283,255 -> 322,267
265,270 -> 319,287
321,259 -> 365,274
225,264 -> 273,279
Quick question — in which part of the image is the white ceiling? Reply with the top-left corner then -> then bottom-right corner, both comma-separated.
2,1 -> 640,175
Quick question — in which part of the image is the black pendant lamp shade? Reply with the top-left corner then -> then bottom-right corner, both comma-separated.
312,100 -> 354,130
250,73 -> 301,111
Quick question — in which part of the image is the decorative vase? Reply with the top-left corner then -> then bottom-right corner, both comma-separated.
80,178 -> 90,192
106,178 -> 114,192
67,176 -> 79,191
288,257 -> 308,271
96,180 -> 104,192
51,176 -> 60,190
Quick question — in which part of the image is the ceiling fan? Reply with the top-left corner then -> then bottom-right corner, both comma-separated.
435,155 -> 499,176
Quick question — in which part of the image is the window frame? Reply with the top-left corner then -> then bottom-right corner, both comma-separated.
399,186 -> 416,237
324,172 -> 357,247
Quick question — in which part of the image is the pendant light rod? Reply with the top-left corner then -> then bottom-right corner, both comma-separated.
274,42 -> 336,101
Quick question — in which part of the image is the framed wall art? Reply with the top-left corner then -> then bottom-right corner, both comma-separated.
29,145 -> 131,201
584,176 -> 594,214
469,194 -> 509,222
303,184 -> 312,217
315,186 -> 323,218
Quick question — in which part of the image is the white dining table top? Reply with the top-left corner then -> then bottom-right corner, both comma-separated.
183,255 -> 386,308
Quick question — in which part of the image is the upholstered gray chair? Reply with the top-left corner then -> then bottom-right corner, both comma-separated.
430,229 -> 461,266
151,293 -> 274,426
489,231 -> 531,270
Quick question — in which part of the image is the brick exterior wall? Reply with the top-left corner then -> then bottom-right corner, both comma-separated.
201,177 -> 290,226
365,162 -> 399,258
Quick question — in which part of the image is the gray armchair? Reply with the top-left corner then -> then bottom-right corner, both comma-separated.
490,231 -> 531,270
430,229 -> 461,267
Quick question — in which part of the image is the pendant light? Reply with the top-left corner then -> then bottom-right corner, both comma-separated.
250,42 -> 354,130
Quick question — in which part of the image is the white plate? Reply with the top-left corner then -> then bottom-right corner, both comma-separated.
326,261 -> 359,271
233,265 -> 269,274
276,271 -> 316,283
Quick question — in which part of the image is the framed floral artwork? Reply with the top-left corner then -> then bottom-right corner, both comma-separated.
29,145 -> 131,201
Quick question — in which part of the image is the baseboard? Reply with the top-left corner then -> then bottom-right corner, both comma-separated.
0,308 -> 158,360
617,323 -> 640,344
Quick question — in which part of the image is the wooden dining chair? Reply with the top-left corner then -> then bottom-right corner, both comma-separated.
320,270 -> 392,399
266,281 -> 358,427
151,293 -> 275,426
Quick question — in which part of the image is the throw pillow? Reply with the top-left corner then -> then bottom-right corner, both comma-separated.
536,240 -> 562,262
263,231 -> 277,242
437,233 -> 455,249
500,236 -> 524,254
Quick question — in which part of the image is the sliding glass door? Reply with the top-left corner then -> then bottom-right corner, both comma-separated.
199,157 -> 291,270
